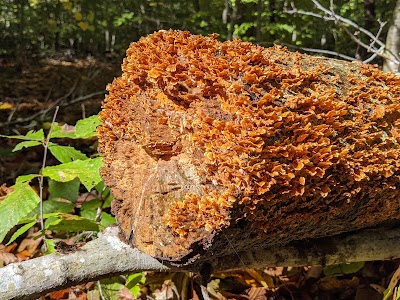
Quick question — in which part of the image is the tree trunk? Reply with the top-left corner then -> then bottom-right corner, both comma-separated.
98,30 -> 400,268
363,0 -> 375,31
383,0 -> 400,72
255,0 -> 263,43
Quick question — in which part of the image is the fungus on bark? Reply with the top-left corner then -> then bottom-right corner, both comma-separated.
98,30 -> 400,267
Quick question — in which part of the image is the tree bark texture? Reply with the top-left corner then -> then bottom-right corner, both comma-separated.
384,0 -> 400,72
98,30 -> 400,268
4,226 -> 400,299
0,227 -> 169,300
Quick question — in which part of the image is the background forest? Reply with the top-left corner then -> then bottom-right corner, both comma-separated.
1,1 -> 400,300
0,0 -> 398,65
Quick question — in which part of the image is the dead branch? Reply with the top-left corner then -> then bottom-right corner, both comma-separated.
2,226 -> 400,300
285,0 -> 400,68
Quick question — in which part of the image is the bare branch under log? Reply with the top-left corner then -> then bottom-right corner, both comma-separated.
2,226 -> 400,300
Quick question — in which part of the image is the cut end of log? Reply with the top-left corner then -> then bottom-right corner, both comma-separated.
98,30 -> 400,266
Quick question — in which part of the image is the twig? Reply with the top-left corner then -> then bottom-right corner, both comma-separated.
259,40 -> 357,61
65,90 -> 106,106
0,90 -> 105,127
97,280 -> 105,300
285,0 -> 400,66
40,78 -> 79,120
39,106 -> 59,233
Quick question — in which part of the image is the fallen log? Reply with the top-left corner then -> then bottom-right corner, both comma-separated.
98,30 -> 400,268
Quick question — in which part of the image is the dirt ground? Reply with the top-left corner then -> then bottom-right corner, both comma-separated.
0,56 -> 120,185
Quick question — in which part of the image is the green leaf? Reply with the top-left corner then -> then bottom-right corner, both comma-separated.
0,183 -> 41,243
81,199 -> 102,211
94,182 -> 113,208
48,144 -> 88,163
0,129 -> 45,141
45,214 -> 99,232
16,174 -> 39,184
50,123 -> 78,139
103,191 -> 113,208
340,262 -> 364,274
22,200 -> 75,222
99,212 -> 116,228
80,207 -> 97,221
44,239 -> 56,255
75,115 -> 100,138
50,115 -> 100,139
42,157 -> 103,191
99,277 -> 126,300
126,273 -> 145,298
323,262 -> 365,276
13,140 -> 42,152
48,178 -> 80,202
6,221 -> 36,245
323,265 -> 342,276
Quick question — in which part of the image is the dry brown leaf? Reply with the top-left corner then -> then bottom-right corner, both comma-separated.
318,276 -> 359,292
385,265 -> 400,299
5,242 -> 18,253
17,229 -> 42,256
116,287 -> 135,300
16,250 -> 32,261
0,247 -> 18,265
48,288 -> 71,299
246,287 -> 267,300
245,269 -> 273,288
153,280 -> 178,300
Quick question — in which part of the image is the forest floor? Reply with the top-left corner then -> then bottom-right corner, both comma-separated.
0,57 -> 399,300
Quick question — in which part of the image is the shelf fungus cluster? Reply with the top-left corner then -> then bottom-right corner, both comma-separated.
98,30 -> 400,266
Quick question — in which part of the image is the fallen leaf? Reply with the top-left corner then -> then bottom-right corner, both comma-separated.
246,287 -> 267,300
116,287 -> 135,299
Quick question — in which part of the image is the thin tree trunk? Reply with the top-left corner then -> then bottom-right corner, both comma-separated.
383,0 -> 400,72
255,0 -> 263,42
363,0 -> 375,31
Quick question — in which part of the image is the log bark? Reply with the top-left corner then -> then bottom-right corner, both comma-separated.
3,226 -> 400,300
0,227 -> 169,300
98,30 -> 400,267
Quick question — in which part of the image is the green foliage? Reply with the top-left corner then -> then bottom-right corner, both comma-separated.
45,214 -> 100,232
0,114 -> 113,245
42,157 -> 103,191
323,262 -> 365,276
48,144 -> 88,163
0,0 -> 396,65
98,274 -> 145,299
6,221 -> 37,245
44,239 -> 56,255
126,273 -> 146,297
13,141 -> 42,152
0,182 -> 41,243
98,277 -> 127,300
48,178 -> 80,202
51,115 -> 100,139
1,129 -> 45,141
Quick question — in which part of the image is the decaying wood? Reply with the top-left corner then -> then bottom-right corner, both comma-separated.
98,30 -> 400,267
3,226 -> 400,300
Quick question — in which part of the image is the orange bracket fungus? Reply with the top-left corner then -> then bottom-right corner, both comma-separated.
98,30 -> 400,267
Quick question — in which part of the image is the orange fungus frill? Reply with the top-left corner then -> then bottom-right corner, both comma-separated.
98,30 -> 400,256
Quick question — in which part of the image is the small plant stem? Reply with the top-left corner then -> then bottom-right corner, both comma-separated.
97,281 -> 105,300
39,106 -> 60,232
